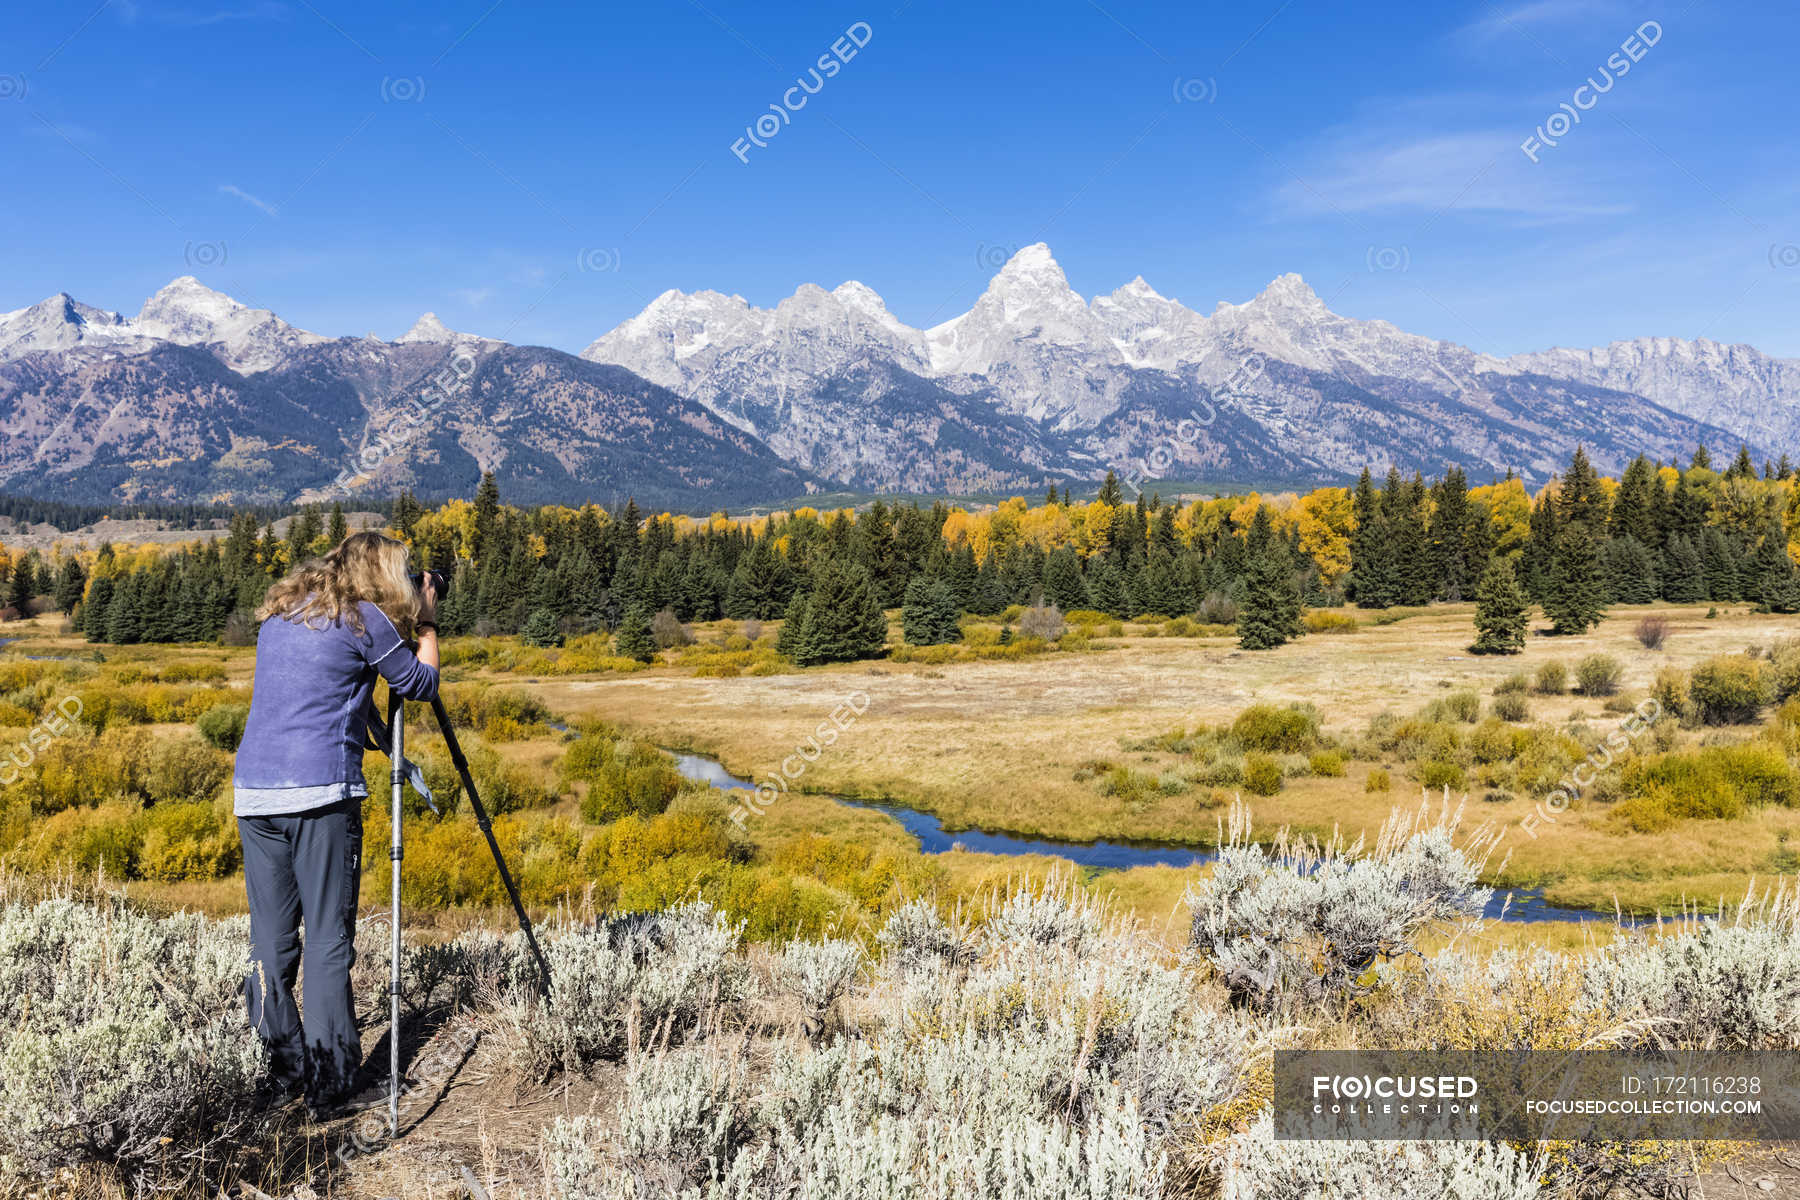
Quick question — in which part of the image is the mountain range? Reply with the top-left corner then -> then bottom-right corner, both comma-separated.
1,246 -> 1793,509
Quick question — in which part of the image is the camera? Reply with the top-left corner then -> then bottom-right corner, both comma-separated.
409,569 -> 450,598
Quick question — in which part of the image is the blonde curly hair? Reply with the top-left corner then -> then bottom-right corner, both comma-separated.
256,529 -> 419,640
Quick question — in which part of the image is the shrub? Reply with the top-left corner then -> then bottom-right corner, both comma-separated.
1308,750 -> 1345,777
1634,615 -> 1669,650
1100,766 -> 1161,805
1441,690 -> 1482,723
876,899 -> 976,972
490,903 -> 744,1077
1573,654 -> 1623,697
1533,661 -> 1568,695
1242,753 -> 1283,796
1419,759 -> 1467,790
652,608 -> 694,649
1491,692 -> 1530,723
1230,703 -> 1319,753
576,751 -> 684,824
1197,591 -> 1239,625
1468,719 -> 1521,764
1187,803 -> 1491,1011
1365,768 -> 1391,793
1494,672 -> 1530,695
1689,654 -> 1769,725
1585,898 -> 1800,1048
984,884 -> 1105,955
1302,610 -> 1358,634
0,892 -> 271,1186
195,701 -> 249,751
144,734 -> 230,805
772,938 -> 864,1032
23,803 -> 146,877
1614,743 -> 1800,830
1219,1116 -> 1542,1200
1018,604 -> 1066,641
138,799 -> 240,881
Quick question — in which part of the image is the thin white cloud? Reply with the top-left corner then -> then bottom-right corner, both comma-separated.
451,287 -> 495,307
151,2 -> 289,26
1457,0 -> 1627,42
1273,122 -> 1634,221
219,183 -> 278,216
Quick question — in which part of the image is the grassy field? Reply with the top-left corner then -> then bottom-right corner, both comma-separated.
512,601 -> 1800,916
6,598 -> 1799,934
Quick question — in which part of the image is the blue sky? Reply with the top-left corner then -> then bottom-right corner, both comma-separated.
7,0 -> 1798,356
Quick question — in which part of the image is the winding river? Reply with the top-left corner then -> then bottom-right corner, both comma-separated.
668,752 -> 1605,924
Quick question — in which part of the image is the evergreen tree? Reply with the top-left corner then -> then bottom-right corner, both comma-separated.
1660,535 -> 1707,602
1752,518 -> 1800,613
1470,556 -> 1530,654
776,592 -> 811,658
1701,527 -> 1742,601
53,558 -> 87,614
327,503 -> 349,549
1386,471 -> 1433,605
6,556 -> 36,614
1523,492 -> 1559,603
1729,444 -> 1757,480
1601,537 -> 1658,604
1610,456 -> 1659,546
1558,446 -> 1609,531
1041,547 -> 1090,611
392,490 -> 425,541
1541,447 -> 1608,634
972,556 -> 1011,615
795,559 -> 888,665
104,574 -> 143,644
901,576 -> 962,646
1097,470 -> 1124,508
521,607 -> 565,647
1428,467 -> 1473,601
472,472 -> 501,564
82,576 -> 114,642
613,603 -> 656,663
944,544 -> 978,611
1237,507 -> 1302,650
724,539 -> 789,620
1544,525 -> 1606,635
287,509 -> 322,561
1087,556 -> 1125,617
1348,467 -> 1393,608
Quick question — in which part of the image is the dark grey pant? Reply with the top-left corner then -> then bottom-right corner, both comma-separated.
239,797 -> 364,1104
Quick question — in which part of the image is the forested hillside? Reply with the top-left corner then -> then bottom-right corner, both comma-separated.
5,444 -> 1798,657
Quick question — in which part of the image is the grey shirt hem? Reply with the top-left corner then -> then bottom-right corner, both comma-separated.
235,781 -> 370,818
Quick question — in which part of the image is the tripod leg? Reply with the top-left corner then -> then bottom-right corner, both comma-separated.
389,694 -> 404,1138
428,694 -> 552,999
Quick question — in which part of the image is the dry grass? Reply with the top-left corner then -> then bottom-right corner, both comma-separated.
13,601 -> 1799,934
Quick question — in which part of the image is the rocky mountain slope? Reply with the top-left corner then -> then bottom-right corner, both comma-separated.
0,252 -> 1788,508
0,282 -> 812,509
585,244 -> 1780,491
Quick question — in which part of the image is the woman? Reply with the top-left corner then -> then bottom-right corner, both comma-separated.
233,530 -> 439,1116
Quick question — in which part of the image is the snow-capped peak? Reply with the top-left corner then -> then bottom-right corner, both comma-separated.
995,242 -> 1060,278
134,276 -> 324,372
395,312 -> 495,346
1112,275 -> 1165,302
1246,272 -> 1327,315
398,312 -> 456,343
0,292 -> 144,359
139,276 -> 249,327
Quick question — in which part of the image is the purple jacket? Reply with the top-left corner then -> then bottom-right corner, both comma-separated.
233,601 -> 438,815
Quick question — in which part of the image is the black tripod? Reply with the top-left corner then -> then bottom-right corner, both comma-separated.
386,691 -> 552,1136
